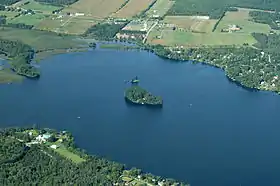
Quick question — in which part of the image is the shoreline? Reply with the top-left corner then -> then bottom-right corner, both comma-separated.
2,39 -> 279,96
1,127 -> 189,186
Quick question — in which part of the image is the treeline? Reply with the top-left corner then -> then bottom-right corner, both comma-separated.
0,15 -> 34,29
84,22 -> 128,40
6,23 -> 34,29
250,11 -> 280,30
34,0 -> 78,6
0,39 -> 39,78
167,0 -> 280,19
0,0 -> 20,5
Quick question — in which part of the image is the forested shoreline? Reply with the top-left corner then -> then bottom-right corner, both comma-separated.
0,127 -> 188,185
139,32 -> 280,93
0,39 -> 40,78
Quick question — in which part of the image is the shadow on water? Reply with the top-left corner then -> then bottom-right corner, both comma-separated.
225,76 -> 260,93
124,98 -> 163,112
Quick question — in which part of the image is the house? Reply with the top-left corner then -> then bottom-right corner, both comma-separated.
43,133 -> 51,139
221,24 -> 241,32
75,12 -> 84,16
50,144 -> 58,149
35,135 -> 46,143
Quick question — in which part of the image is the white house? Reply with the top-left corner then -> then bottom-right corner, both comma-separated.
50,144 -> 58,149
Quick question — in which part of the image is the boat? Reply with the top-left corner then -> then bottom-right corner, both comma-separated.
125,76 -> 140,84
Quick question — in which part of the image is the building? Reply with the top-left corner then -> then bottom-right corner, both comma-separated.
35,133 -> 51,143
221,24 -> 241,32
50,144 -> 58,149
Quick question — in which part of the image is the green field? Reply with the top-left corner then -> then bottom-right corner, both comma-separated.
164,16 -> 217,33
37,15 -> 97,34
145,0 -> 174,17
0,68 -> 23,83
54,146 -> 85,163
148,30 -> 257,46
0,11 -> 19,19
0,27 -> 83,50
9,14 -> 46,26
215,9 -> 271,34
21,0 -> 61,13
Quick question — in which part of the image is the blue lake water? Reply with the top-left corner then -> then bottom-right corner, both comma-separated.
1,49 -> 280,186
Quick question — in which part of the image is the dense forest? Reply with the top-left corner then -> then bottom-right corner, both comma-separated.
0,128 -> 188,185
34,0 -> 77,6
0,132 -> 124,185
84,23 -> 128,40
0,39 -> 39,78
249,11 -> 280,30
168,0 -> 280,19
143,32 -> 280,92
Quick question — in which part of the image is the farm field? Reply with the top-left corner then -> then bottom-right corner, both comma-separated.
164,16 -> 217,33
63,0 -> 126,18
122,20 -> 154,31
145,0 -> 174,17
37,15 -> 97,34
21,0 -> 61,14
113,0 -> 155,18
8,14 -> 46,26
0,11 -> 19,19
215,8 -> 271,34
147,30 -> 257,46
0,27 -> 82,50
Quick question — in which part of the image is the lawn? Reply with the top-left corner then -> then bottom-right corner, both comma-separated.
148,30 -> 257,46
113,0 -> 155,18
164,16 -> 217,33
9,14 -> 46,26
21,0 -> 61,14
215,8 -> 271,34
63,0 -> 126,18
0,27 -> 83,50
54,146 -> 85,163
145,0 -> 174,17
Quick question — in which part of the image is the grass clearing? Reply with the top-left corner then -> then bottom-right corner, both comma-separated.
21,0 -> 61,14
63,0 -> 126,18
145,0 -> 174,17
54,146 -> 85,163
0,27 -> 83,50
0,68 -> 23,83
163,16 -> 217,33
37,15 -> 97,34
216,8 -> 271,34
0,11 -> 19,19
148,30 -> 257,46
122,176 -> 133,182
9,14 -> 46,26
113,0 -> 154,18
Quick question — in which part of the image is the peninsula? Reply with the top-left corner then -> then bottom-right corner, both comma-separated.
0,127 -> 188,185
125,85 -> 163,106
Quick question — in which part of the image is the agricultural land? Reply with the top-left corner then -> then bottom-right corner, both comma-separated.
147,8 -> 275,47
112,0 -> 155,18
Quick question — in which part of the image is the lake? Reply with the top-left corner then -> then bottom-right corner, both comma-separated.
1,49 -> 280,186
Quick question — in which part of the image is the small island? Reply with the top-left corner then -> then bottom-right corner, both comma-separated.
125,85 -> 163,107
